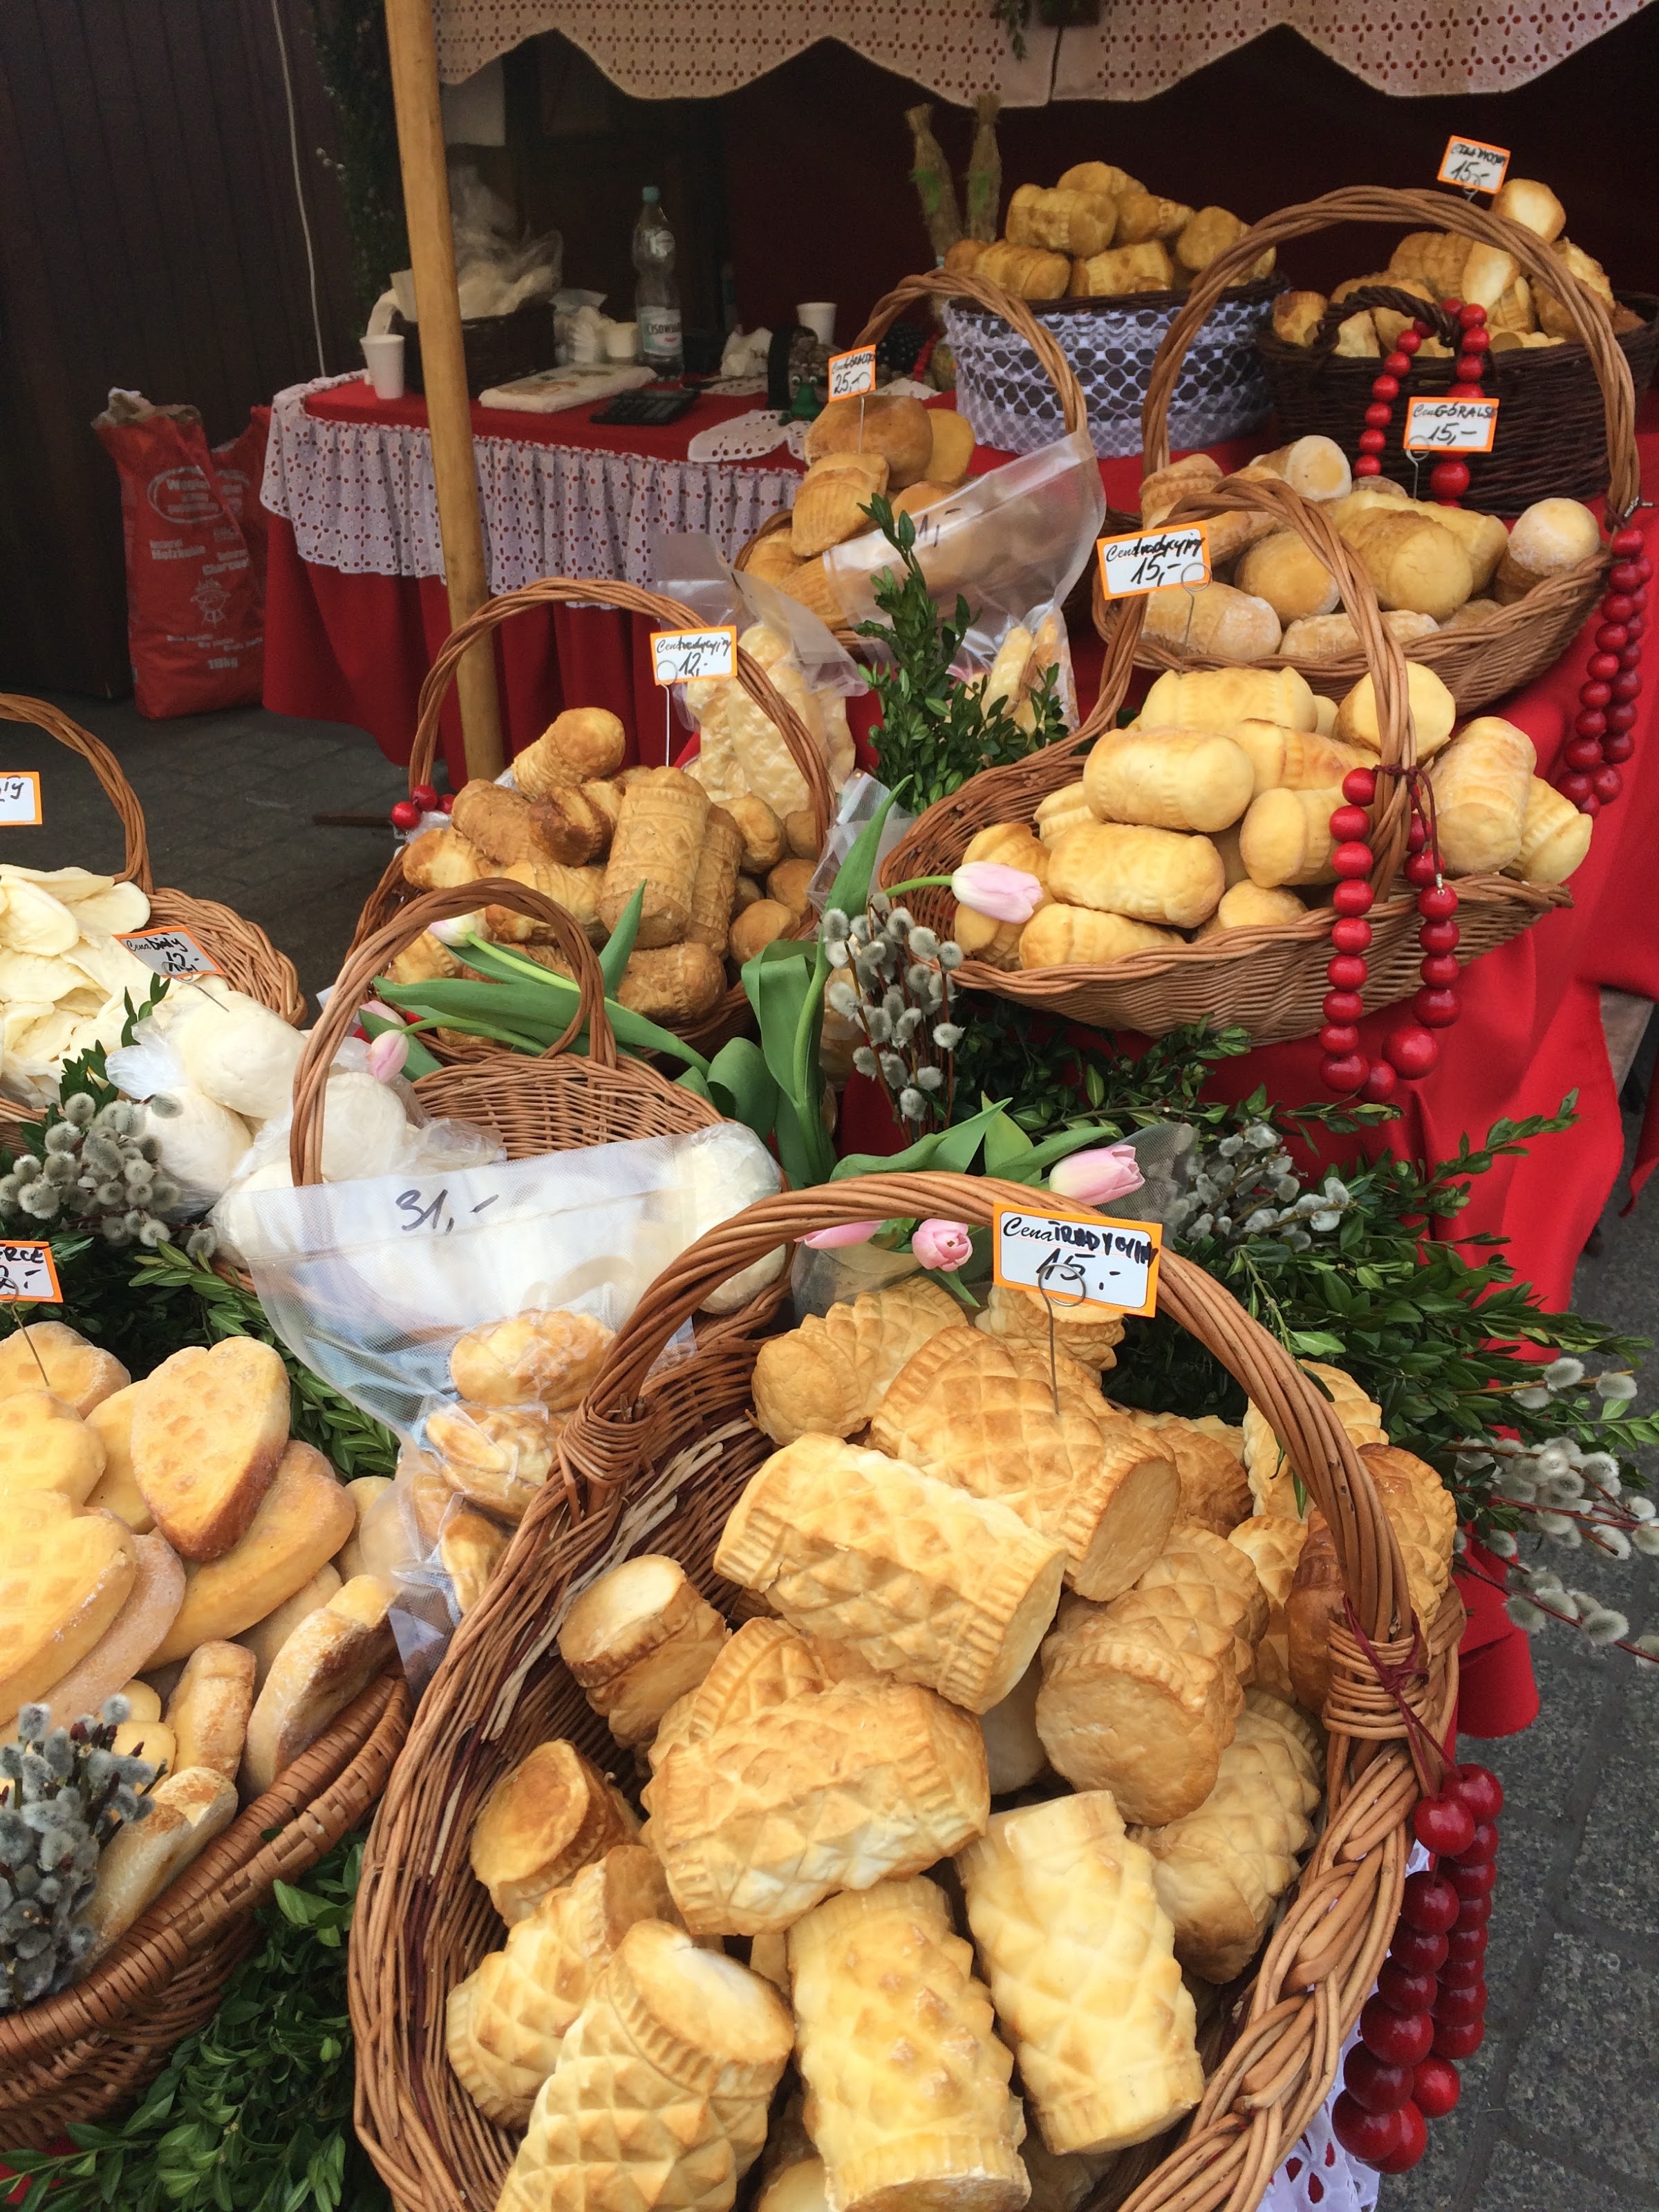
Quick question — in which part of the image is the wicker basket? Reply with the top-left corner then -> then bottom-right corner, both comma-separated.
348,1170 -> 1461,2212
0,693 -> 305,1146
733,267 -> 1091,653
883,470 -> 1570,1044
1094,187 -> 1640,715
349,579 -> 831,1061
0,1671 -> 406,2146
1257,286 -> 1659,515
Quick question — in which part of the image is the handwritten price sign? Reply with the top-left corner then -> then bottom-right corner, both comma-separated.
650,626 -> 738,687
0,1241 -> 62,1304
393,1183 -> 502,1237
1403,397 -> 1501,454
993,1206 -> 1162,1320
0,773 -> 43,827
1437,136 -> 1510,195
1096,521 -> 1212,600
827,346 -> 877,400
118,926 -> 221,978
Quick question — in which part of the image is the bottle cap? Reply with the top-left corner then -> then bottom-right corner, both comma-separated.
641,186 -> 660,203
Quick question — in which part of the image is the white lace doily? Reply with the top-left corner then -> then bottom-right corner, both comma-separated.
686,409 -> 791,464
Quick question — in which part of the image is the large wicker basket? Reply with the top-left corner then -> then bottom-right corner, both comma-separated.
1093,187 -> 1640,714
733,266 -> 1092,654
350,579 -> 831,1059
881,469 -> 1570,1044
0,1673 -> 406,2146
348,1171 -> 1459,2212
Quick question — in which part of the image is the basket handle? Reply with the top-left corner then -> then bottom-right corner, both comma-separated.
406,577 -> 833,848
1139,186 -> 1640,523
0,693 -> 153,892
550,1169 -> 1413,1645
852,268 -> 1089,442
289,879 -> 614,1186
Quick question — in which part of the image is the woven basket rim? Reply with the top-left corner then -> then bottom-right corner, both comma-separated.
950,273 -> 1283,324
1254,283 -> 1659,372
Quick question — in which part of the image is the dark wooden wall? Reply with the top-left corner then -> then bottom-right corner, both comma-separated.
0,0 -> 359,697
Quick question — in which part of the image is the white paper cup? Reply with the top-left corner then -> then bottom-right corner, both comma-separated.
360,332 -> 406,400
606,321 -> 640,362
796,301 -> 836,346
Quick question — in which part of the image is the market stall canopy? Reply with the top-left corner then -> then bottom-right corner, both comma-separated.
431,0 -> 1647,101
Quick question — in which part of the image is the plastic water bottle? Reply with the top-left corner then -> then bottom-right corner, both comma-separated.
632,188 -> 683,375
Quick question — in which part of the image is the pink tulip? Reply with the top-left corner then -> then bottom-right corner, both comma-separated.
362,1000 -> 400,1027
950,862 -> 1044,925
1047,1143 -> 1145,1206
912,1217 -> 973,1272
803,1221 -> 883,1250
366,1029 -> 409,1083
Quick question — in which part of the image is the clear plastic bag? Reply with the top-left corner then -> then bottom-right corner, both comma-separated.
449,165 -> 561,319
648,529 -> 869,699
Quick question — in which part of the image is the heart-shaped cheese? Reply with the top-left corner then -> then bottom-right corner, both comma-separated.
0,1322 -> 129,1416
0,1389 -> 107,1504
132,1338 -> 290,1560
0,1492 -> 137,1722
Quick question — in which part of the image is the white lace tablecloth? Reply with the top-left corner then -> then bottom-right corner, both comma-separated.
261,375 -> 800,592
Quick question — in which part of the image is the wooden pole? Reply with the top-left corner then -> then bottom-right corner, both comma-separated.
382,0 -> 503,779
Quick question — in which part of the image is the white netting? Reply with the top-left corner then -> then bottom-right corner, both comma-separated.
944,290 -> 1275,461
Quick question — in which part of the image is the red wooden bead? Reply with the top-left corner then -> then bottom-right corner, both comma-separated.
1441,299 -> 1464,313
1360,1997 -> 1434,2067
1603,733 -> 1634,762
1635,553 -> 1653,581
1415,987 -> 1461,1029
1398,327 -> 1423,352
1371,374 -> 1401,400
1632,586 -> 1649,610
1385,1024 -> 1441,1078
1333,2094 -> 1411,2167
1322,1051 -> 1369,1094
410,782 -> 439,812
1620,644 -> 1642,671
1627,612 -> 1647,640
1559,772 -> 1592,803
1604,592 -> 1637,622
1445,1928 -> 1489,1965
1419,918 -> 1459,953
1433,1981 -> 1488,2028
1389,1928 -> 1449,1975
1456,1819 -> 1500,1866
1582,679 -> 1613,709
1405,850 -> 1441,886
1587,650 -> 1621,681
1384,350 -> 1412,377
1582,793 -> 1603,815
1606,701 -> 1638,731
1433,2017 -> 1485,2059
1609,525 -> 1644,557
1378,1960 -> 1439,2015
1456,1892 -> 1493,1929
1375,2101 -> 1430,2175
1457,301 -> 1488,327
1449,1858 -> 1497,1900
1407,814 -> 1428,852
1342,767 -> 1378,805
1324,988 -> 1365,1024
1565,736 -> 1605,771
389,800 -> 422,831
1329,804 -> 1372,841
1573,709 -> 1607,739
1417,883 -> 1459,921
1400,1872 -> 1459,1933
1430,460 -> 1471,500
1333,840 -> 1376,879
1461,329 -> 1491,354
1332,879 -> 1375,915
1438,1956 -> 1485,1990
1593,765 -> 1623,802
1414,2057 -> 1462,2119
1358,429 -> 1388,454
1610,561 -> 1644,592
1360,1058 -> 1400,1103
1355,454 -> 1383,477
439,791 -> 456,814
1320,1022 -> 1360,1055
1419,952 -> 1460,987
1612,671 -> 1642,702
1596,624 -> 1629,652
1454,359 -> 1485,384
1345,2047 -> 1415,2113
1329,953 -> 1369,989
1365,402 -> 1394,429
1331,915 -> 1374,953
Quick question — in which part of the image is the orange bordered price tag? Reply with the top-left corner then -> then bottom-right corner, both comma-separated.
118,925 -> 222,978
0,772 -> 43,826
0,1241 -> 61,1303
827,346 -> 877,400
1437,136 -> 1510,194
1403,396 -> 1500,455
650,626 -> 738,686
992,1205 -> 1161,1320
1096,521 -> 1211,600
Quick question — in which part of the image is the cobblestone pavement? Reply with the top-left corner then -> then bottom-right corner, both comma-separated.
7,694 -> 1656,2211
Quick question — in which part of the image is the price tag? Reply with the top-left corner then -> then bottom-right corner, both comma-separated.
391,1182 -> 502,1237
1096,521 -> 1212,600
827,346 -> 877,401
117,926 -> 222,978
650,626 -> 738,686
0,773 -> 43,826
0,1241 -> 61,1304
993,1206 -> 1161,1320
1403,396 -> 1501,454
1437,136 -> 1510,195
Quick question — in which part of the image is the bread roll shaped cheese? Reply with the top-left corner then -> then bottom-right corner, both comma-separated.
750,1277 -> 961,1446
471,1739 -> 641,1925
1226,1519 -> 1307,1701
1228,720 -> 1369,796
1138,453 -> 1272,567
715,1434 -> 1066,1713
599,767 -> 709,946
1423,503 -> 1509,594
1,1492 -> 137,1723
1272,291 -> 1327,346
1018,906 -> 1178,967
957,1792 -> 1202,2156
791,456 -> 889,558
236,1564 -> 342,1692
1492,174 -> 1566,242
1238,787 -> 1345,887
1141,581 -> 1282,662
1115,189 -> 1194,243
1493,497 -> 1602,602
1127,1414 -> 1254,1534
450,1309 -> 614,1412
1235,532 -> 1340,625
1515,776 -> 1594,885
805,393 -> 934,489
80,1767 -> 240,1954
1057,161 -> 1141,197
1083,728 -> 1254,834
131,1336 -> 290,1562
1047,823 -> 1224,928
1072,241 -> 1174,296
617,942 -> 725,1025
514,706 -> 628,794
928,411 -> 975,487
1034,780 -> 1094,846
0,1324 -> 128,1416
788,1877 -> 1027,2212
1339,509 -> 1473,620
1248,435 -> 1353,503
1333,661 -> 1457,758
166,1639 -> 256,1781
1428,715 -> 1537,874
726,794 -> 785,875
955,910 -> 1024,969
558,1554 -> 729,1747
1195,882 -> 1309,937
401,826 -> 485,891
973,1284 -> 1123,1374
240,1573 -> 396,1797
1141,666 -> 1318,735
1212,823 -> 1248,887
84,1382 -> 152,1532
0,1390 -> 105,1505
482,856 -> 604,944
1279,610 -> 1440,662
643,1620 -> 876,1778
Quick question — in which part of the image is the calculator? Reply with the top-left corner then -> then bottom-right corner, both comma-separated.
591,387 -> 699,426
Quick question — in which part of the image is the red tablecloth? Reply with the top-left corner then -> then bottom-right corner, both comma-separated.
264,391 -> 1659,1735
